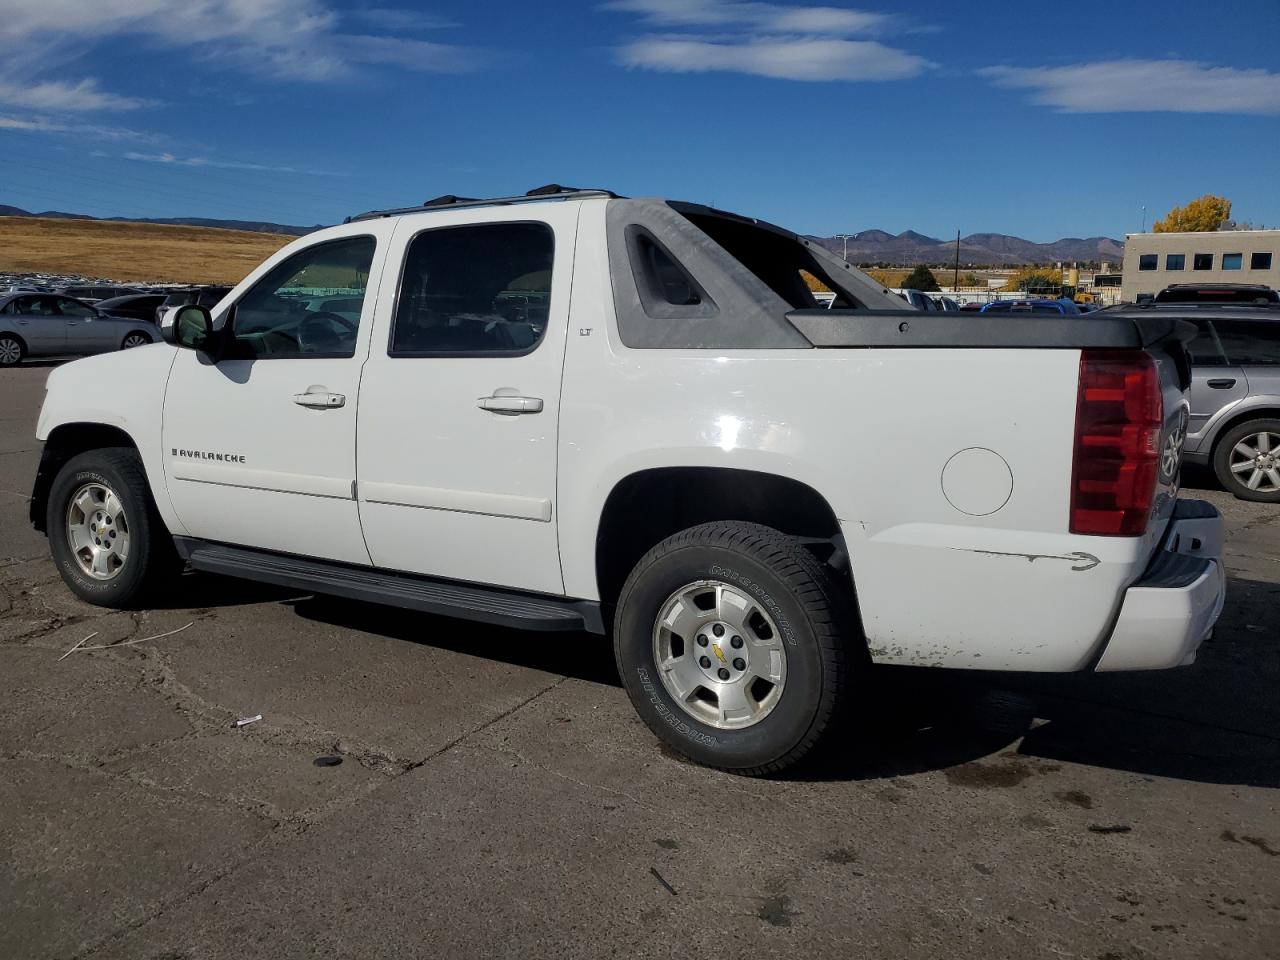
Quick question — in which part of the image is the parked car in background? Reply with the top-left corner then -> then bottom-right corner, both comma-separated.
56,284 -> 142,304
1155,283 -> 1278,305
155,286 -> 232,322
897,288 -> 941,310
959,301 -> 983,311
95,294 -> 167,323
1157,304 -> 1279,502
981,298 -> 1081,315
0,293 -> 156,366
937,296 -> 960,311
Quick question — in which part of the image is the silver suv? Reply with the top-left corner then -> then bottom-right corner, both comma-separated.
1176,305 -> 1280,502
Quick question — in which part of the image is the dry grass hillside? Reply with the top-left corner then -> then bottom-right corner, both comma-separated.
0,216 -> 294,284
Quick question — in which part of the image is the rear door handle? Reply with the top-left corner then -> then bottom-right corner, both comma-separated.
477,395 -> 543,415
1206,378 -> 1237,389
293,387 -> 346,408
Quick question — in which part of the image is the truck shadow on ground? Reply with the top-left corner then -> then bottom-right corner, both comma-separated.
176,571 -> 1278,790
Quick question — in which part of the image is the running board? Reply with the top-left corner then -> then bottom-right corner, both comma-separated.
176,540 -> 604,633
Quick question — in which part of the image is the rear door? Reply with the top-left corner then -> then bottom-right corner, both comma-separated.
56,296 -> 113,353
1184,317 -> 1248,454
356,206 -> 577,595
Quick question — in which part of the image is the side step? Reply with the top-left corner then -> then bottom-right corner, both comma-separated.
177,540 -> 604,633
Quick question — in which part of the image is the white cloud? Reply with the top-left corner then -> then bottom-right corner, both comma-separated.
604,0 -> 930,82
121,151 -> 332,174
0,1 -> 487,112
0,78 -> 154,112
981,60 -> 1280,115
603,0 -> 889,34
0,114 -> 156,140
620,36 -> 928,81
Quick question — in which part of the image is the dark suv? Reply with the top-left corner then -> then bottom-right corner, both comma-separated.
155,286 -> 233,322
1155,283 -> 1279,305
1107,303 -> 1280,502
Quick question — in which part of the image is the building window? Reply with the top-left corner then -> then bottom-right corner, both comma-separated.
1138,254 -> 1158,271
1193,253 -> 1213,271
1252,252 -> 1273,270
1223,253 -> 1243,270
1165,254 -> 1185,271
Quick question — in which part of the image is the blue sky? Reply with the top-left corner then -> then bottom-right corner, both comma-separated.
0,0 -> 1277,241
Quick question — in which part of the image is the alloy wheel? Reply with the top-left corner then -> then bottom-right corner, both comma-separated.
65,482 -> 131,580
1228,431 -> 1280,493
651,580 -> 787,730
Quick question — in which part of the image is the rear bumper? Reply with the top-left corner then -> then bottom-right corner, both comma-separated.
1094,499 -> 1226,672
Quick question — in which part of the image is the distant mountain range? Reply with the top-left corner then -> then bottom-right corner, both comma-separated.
0,204 -> 316,236
809,229 -> 1125,267
1,202 -> 1125,265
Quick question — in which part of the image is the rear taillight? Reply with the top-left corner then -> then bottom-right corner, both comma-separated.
1070,349 -> 1163,537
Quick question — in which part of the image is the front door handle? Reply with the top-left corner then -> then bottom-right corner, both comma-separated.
293,387 -> 346,408
1207,378 -> 1237,389
477,395 -> 543,415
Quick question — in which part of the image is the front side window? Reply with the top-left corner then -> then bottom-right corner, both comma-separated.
390,222 -> 554,356
1186,320 -> 1227,366
1217,320 -> 1280,366
1193,253 -> 1213,270
1223,253 -> 1243,270
228,236 -> 375,358
56,298 -> 96,317
1138,254 -> 1158,271
1166,254 -> 1185,271
1251,252 -> 1273,270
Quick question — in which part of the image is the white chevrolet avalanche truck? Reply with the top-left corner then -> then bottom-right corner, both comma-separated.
30,185 -> 1226,774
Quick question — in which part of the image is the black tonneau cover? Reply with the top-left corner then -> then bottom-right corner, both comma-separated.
787,310 -> 1195,350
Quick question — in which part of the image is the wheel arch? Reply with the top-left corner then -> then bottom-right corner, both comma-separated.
0,329 -> 27,357
1208,406 -> 1280,457
593,466 -> 848,610
29,422 -> 140,532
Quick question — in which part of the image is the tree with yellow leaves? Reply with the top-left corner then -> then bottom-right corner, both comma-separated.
1152,195 -> 1232,233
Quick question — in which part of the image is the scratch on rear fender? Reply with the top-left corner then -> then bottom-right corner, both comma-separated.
951,548 -> 1101,572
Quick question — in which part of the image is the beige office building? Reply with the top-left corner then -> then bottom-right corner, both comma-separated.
1120,229 -> 1280,301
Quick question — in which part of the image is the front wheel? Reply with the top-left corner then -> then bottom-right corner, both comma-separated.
46,448 -> 178,607
1213,419 -> 1280,503
614,521 -> 857,775
0,333 -> 24,366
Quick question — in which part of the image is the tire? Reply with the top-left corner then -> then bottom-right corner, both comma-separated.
0,333 -> 24,367
1213,418 -> 1280,503
121,332 -> 151,350
46,448 -> 179,607
614,521 -> 858,775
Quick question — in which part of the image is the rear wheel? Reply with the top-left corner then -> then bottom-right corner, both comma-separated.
614,521 -> 857,775
121,332 -> 151,350
46,448 -> 178,606
1213,418 -> 1280,503
0,334 -> 23,366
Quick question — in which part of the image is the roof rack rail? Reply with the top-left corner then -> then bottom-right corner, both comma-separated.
345,184 -> 620,223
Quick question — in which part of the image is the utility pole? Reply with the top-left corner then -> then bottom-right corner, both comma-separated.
834,234 -> 854,261
953,229 -> 961,291
1140,205 -> 1147,233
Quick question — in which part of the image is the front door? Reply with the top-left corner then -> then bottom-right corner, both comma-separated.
162,226 -> 392,564
4,295 -> 67,356
356,208 -> 577,595
55,296 -> 113,353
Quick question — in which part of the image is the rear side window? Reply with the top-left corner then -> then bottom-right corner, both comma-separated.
390,222 -> 553,356
1217,320 -> 1280,365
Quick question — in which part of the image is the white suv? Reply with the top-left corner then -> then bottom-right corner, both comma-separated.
30,186 -> 1225,774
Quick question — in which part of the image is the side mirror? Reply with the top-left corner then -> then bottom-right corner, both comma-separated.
160,304 -> 216,353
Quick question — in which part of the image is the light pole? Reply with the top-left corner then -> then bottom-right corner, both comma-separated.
834,234 -> 854,261
1140,205 -> 1147,233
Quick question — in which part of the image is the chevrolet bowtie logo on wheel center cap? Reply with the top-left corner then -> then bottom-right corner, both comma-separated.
712,643 -> 727,664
